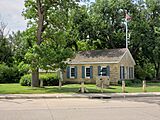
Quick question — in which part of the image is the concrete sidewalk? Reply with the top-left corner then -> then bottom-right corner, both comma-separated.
0,92 -> 160,99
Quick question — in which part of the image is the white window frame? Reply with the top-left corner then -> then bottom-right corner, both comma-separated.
126,66 -> 129,79
101,66 -> 107,76
70,67 -> 75,78
85,66 -> 91,78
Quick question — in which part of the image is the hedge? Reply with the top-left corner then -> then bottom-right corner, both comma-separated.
20,73 -> 59,86
118,79 -> 142,86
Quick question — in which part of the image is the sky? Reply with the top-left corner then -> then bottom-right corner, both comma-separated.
0,0 -> 95,33
0,0 -> 27,33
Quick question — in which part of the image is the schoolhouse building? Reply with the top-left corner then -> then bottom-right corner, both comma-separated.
63,48 -> 135,85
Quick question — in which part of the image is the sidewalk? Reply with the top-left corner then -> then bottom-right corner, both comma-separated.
0,92 -> 160,99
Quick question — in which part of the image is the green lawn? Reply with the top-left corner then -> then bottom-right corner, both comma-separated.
0,83 -> 160,94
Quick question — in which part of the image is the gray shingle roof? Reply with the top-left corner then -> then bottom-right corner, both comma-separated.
69,48 -> 128,64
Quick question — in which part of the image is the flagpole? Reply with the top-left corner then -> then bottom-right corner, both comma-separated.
125,19 -> 128,48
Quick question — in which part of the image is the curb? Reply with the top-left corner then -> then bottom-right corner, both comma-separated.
111,94 -> 160,98
0,93 -> 160,99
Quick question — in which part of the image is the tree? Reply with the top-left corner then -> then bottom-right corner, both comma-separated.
0,17 -> 13,65
23,0 -> 78,87
73,0 -> 160,80
8,30 -> 33,63
139,0 -> 160,80
73,0 -> 136,49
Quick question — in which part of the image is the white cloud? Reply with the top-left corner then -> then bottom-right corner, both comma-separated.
0,0 -> 27,32
0,0 -> 95,33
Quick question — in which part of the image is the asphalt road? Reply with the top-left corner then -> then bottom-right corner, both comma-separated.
0,97 -> 160,120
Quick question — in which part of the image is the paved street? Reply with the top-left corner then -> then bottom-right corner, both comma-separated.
0,97 -> 160,120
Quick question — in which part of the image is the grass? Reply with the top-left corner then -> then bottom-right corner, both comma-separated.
0,83 -> 160,94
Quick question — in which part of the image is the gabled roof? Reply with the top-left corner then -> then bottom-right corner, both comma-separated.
69,48 -> 135,64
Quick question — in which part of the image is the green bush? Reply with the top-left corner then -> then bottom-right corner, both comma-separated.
0,63 -> 20,83
118,79 -> 142,86
19,74 -> 31,86
135,64 -> 155,80
20,73 -> 59,86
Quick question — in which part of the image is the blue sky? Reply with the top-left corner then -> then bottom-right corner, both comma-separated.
0,0 -> 95,33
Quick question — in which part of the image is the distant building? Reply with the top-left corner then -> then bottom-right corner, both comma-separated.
63,48 -> 135,85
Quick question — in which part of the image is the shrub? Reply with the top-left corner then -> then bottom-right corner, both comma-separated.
0,63 -> 20,83
19,74 -> 31,86
20,73 -> 59,86
41,73 -> 59,86
118,79 -> 142,86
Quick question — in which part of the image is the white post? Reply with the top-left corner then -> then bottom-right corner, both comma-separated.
143,80 -> 146,92
81,80 -> 85,93
40,79 -> 43,87
59,79 -> 62,90
101,80 -> 104,93
122,80 -> 125,93
59,69 -> 63,90
125,20 -> 128,48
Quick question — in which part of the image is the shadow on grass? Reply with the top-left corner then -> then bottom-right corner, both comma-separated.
26,86 -> 117,93
86,88 -> 116,93
26,86 -> 79,93
107,87 -> 116,89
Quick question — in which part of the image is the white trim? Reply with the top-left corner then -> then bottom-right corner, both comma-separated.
101,66 -> 107,68
120,64 -> 124,66
85,66 -> 91,78
126,66 -> 129,79
120,65 -> 125,80
70,67 -> 75,78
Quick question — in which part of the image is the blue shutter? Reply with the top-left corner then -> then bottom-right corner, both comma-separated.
129,67 -> 131,79
98,66 -> 101,76
123,66 -> 125,79
66,66 -> 70,78
82,66 -> 85,78
107,66 -> 110,77
90,66 -> 93,78
120,66 -> 122,80
75,66 -> 77,78
131,67 -> 133,78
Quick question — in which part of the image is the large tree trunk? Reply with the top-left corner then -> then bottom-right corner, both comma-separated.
31,68 -> 39,87
31,0 -> 44,87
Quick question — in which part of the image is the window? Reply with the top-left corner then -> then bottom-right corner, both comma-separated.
70,67 -> 75,78
82,66 -> 93,79
66,66 -> 77,79
98,66 -> 110,77
120,66 -> 125,80
85,67 -> 91,78
101,67 -> 107,76
129,67 -> 134,79
126,66 -> 129,79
